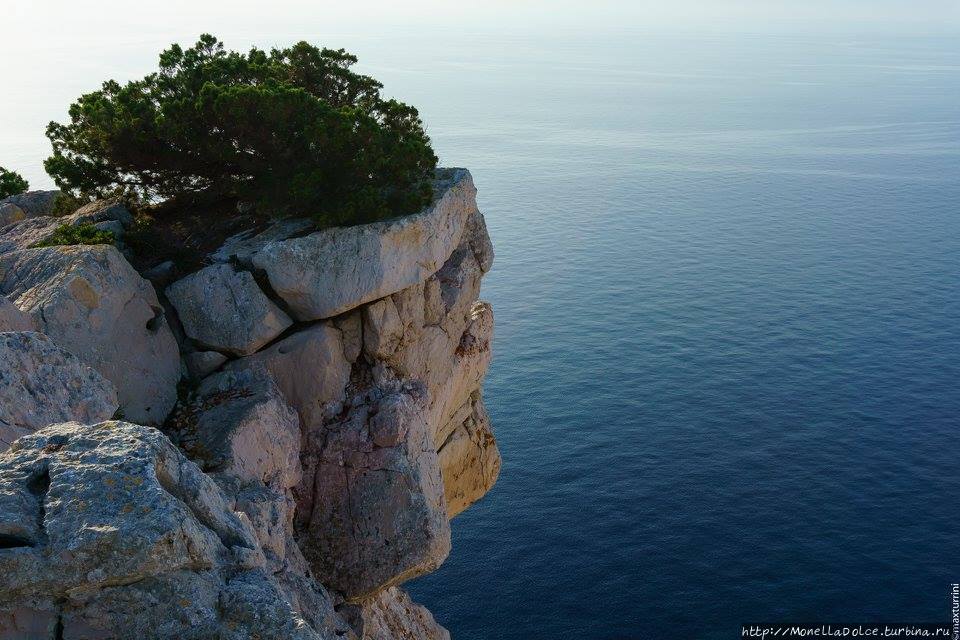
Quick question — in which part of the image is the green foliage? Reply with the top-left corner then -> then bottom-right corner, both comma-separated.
45,34 -> 438,226
0,167 -> 29,199
50,192 -> 89,216
33,223 -> 116,248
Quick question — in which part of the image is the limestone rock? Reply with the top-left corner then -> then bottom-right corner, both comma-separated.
0,332 -> 118,450
437,395 -> 501,517
295,381 -> 450,601
169,368 -> 301,491
0,216 -> 60,254
0,245 -> 180,424
430,301 -> 494,445
167,263 -> 293,356
252,169 -> 478,320
0,420 -> 258,601
340,588 -> 450,640
0,190 -> 59,226
0,420 -> 353,640
226,323 -> 350,428
0,294 -> 34,332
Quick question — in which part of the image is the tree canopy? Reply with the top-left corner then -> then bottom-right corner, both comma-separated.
0,167 -> 29,199
45,35 -> 438,225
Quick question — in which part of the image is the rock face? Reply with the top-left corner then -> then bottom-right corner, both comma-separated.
0,421 -> 352,640
0,168 -> 499,639
295,382 -> 450,601
0,245 -> 180,424
252,169 -> 479,320
0,190 -> 59,227
169,368 -> 300,490
340,588 -> 451,640
437,394 -> 501,518
0,332 -> 118,450
166,263 -> 293,356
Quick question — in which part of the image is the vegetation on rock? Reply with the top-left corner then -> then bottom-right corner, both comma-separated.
0,167 -> 29,199
32,223 -> 116,248
45,34 -> 438,226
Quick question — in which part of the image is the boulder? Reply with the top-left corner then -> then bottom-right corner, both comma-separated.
0,420 -> 353,640
437,394 -> 501,518
340,587 -> 450,640
183,350 -> 228,380
0,190 -> 60,227
226,323 -> 350,428
295,381 -> 450,601
166,263 -> 293,356
0,332 -> 118,450
252,169 -> 478,320
0,294 -> 34,332
0,245 -> 180,424
168,368 -> 301,490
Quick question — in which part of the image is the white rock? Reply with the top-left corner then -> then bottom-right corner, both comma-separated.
0,203 -> 27,228
252,169 -> 478,320
226,323 -> 350,428
0,245 -> 180,424
211,217 -> 314,266
0,332 -> 118,450
166,263 -> 293,356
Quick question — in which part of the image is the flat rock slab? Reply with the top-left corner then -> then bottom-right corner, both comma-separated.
0,332 -> 118,450
252,168 -> 478,320
0,245 -> 180,425
0,217 -> 61,254
167,263 -> 292,356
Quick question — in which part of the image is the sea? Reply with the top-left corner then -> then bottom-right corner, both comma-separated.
5,26 -> 960,640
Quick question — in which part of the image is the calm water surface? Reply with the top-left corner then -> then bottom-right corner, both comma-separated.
6,29 -> 960,640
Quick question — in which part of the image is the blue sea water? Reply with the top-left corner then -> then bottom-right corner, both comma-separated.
5,26 -> 960,640
389,32 -> 960,639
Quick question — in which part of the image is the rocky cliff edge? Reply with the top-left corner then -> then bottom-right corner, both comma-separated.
0,169 -> 500,640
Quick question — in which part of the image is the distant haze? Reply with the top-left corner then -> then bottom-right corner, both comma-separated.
3,0 -> 958,188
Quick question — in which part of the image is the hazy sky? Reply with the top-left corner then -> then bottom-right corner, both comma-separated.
8,0 -> 960,40
5,0 -> 959,188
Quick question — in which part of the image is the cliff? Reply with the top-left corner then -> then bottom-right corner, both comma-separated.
0,169 -> 500,639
